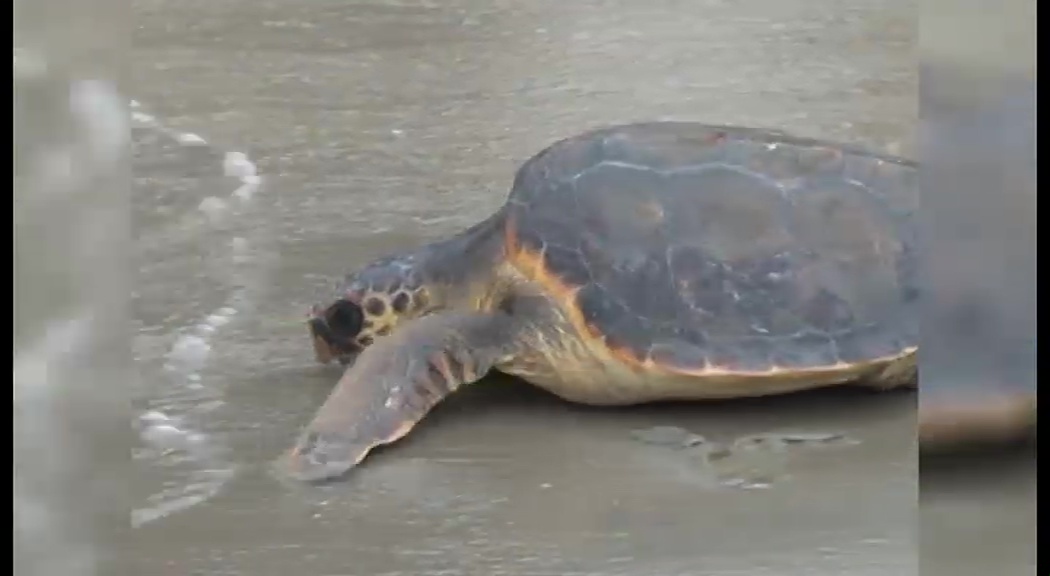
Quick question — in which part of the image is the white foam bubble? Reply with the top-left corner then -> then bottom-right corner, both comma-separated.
205,314 -> 230,327
232,182 -> 257,200
193,399 -> 226,414
140,424 -> 188,448
140,410 -> 173,424
167,335 -> 211,368
223,152 -> 257,178
131,111 -> 155,124
176,133 -> 207,146
132,99 -> 264,219
184,432 -> 208,446
197,196 -> 228,219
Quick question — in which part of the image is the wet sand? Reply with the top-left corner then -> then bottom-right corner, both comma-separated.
128,0 -> 935,573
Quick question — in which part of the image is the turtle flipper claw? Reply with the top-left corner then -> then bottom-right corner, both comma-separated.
285,430 -> 370,483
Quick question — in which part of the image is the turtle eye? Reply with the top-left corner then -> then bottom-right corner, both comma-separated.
326,300 -> 364,340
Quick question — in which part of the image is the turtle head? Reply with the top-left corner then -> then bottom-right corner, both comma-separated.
308,254 -> 433,365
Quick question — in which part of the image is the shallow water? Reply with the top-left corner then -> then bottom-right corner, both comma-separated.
127,0 -> 937,573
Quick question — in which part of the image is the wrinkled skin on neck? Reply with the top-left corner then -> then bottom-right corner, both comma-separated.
308,210 -> 508,366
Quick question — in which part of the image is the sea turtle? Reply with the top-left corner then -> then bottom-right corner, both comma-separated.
285,121 -> 922,482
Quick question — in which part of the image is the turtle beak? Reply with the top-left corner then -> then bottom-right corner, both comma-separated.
308,316 -> 336,364
307,306 -> 360,366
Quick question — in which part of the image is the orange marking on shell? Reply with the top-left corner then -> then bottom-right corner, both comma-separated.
604,341 -> 650,371
505,216 -> 598,343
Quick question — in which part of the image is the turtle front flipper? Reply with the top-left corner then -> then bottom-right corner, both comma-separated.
283,311 -> 520,482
